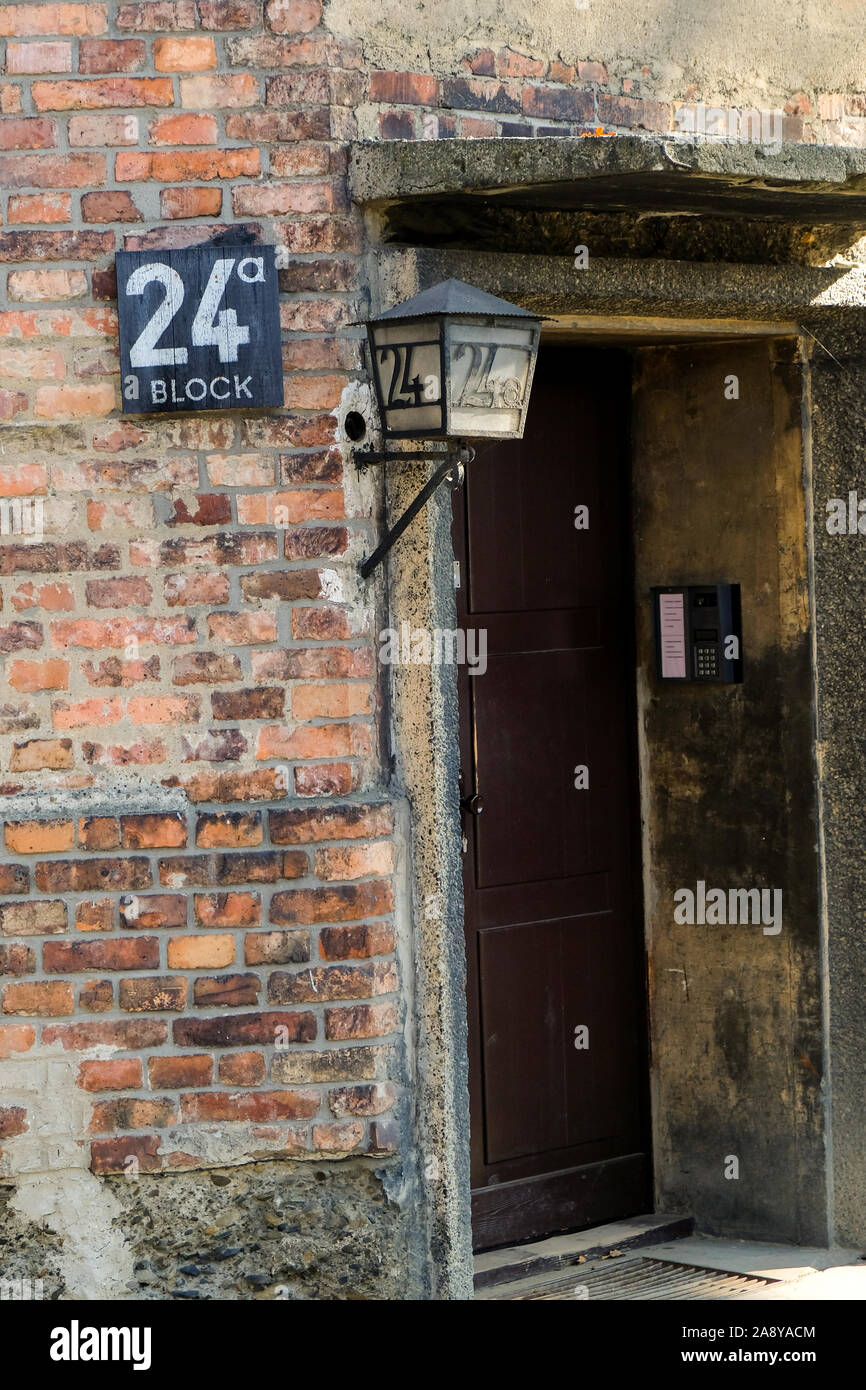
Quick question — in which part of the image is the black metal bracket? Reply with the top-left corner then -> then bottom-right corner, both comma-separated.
358,445 -> 473,580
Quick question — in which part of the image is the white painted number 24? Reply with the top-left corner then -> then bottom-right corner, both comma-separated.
126,255 -> 264,368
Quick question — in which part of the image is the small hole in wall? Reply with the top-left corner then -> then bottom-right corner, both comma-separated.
344,411 -> 367,442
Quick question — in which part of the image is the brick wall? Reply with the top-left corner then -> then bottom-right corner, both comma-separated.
0,0 -> 864,1189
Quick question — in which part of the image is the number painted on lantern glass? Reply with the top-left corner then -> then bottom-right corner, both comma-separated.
126,262 -> 188,368
191,257 -> 250,364
379,344 -> 424,408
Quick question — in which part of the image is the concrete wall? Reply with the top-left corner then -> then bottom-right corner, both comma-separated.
631,337 -> 825,1243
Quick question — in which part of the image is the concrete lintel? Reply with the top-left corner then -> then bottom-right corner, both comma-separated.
372,245 -> 866,330
350,137 -> 866,227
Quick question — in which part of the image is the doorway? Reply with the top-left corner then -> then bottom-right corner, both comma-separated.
452,344 -> 651,1251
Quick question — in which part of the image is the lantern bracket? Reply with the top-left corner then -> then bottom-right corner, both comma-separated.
358,445 -> 473,580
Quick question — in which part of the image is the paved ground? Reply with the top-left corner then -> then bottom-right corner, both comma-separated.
475,1218 -> 866,1300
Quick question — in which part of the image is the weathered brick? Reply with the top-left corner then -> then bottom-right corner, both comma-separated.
270,1046 -> 376,1083
6,40 -> 72,73
269,960 -> 397,1004
174,1010 -> 316,1047
154,36 -> 217,71
521,84 -> 594,121
3,980 -> 73,1015
78,817 -> 120,850
211,688 -> 285,721
90,1133 -> 161,1173
0,1022 -> 36,1056
193,973 -> 260,1006
270,881 -> 393,926
7,191 -> 72,222
164,571 -> 230,607
218,1050 -> 265,1084
90,1097 -> 177,1132
148,111 -> 218,145
116,148 -> 261,181
160,185 -> 222,218
120,813 -> 186,849
43,1018 -> 166,1049
265,0 -> 321,33
324,1002 -> 398,1040
195,812 -> 263,849
319,923 -> 396,960
180,72 -> 258,107
180,1088 -> 317,1122
35,858 -> 151,893
0,899 -> 66,935
69,112 -> 138,145
0,942 -> 35,975
119,975 -> 187,1011
199,0 -> 260,26
0,5 -> 108,36
43,937 -> 159,972
10,738 -> 73,770
75,899 -> 114,932
79,978 -> 114,1012
172,652 -> 241,685
196,892 -> 261,928
119,893 -> 186,929
369,71 -> 439,104
329,1082 -> 396,1117
81,190 -> 142,223
8,659 -> 69,693
31,77 -> 174,110
115,1 -> 197,30
79,38 -> 146,72
0,864 -> 29,894
7,268 -> 87,301
0,1105 -> 27,1138
312,1120 -> 363,1152
270,802 -> 393,845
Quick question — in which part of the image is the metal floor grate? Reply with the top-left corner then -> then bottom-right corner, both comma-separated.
486,1256 -> 778,1300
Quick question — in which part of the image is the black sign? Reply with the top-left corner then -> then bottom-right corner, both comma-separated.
116,243 -> 282,414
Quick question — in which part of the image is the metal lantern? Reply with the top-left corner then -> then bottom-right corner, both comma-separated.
366,279 -> 542,441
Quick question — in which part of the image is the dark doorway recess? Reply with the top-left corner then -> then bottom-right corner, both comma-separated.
453,345 -> 651,1252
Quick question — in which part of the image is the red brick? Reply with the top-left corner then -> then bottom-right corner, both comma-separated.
0,864 -> 29,895
5,819 -> 73,854
148,1054 -> 212,1087
0,85 -> 23,112
77,817 -> 120,850
7,191 -> 71,223
199,0 -> 259,25
8,658 -> 69,692
120,813 -> 186,849
81,190 -> 142,223
79,38 -> 146,72
115,1 -> 196,29
90,1133 -> 161,1173
35,382 -> 115,417
0,1023 -> 35,1056
0,1105 -> 27,1138
597,93 -> 671,132
31,77 -> 174,110
51,696 -> 124,730
224,109 -> 328,141
369,71 -> 439,105
195,893 -> 261,928
128,695 -> 201,725
156,36 -> 218,71
164,571 -> 229,607
173,1010 -> 315,1047
51,615 -> 196,650
270,802 -> 393,845
521,85 -> 594,121
218,1050 -> 265,1084
3,980 -> 73,1015
77,1058 -> 141,1091
148,111 -> 218,145
80,978 -> 114,1011
181,1088 -> 317,1122
35,858 -> 151,893
312,1120 -> 363,1152
294,764 -> 354,797
116,147 -> 260,181
119,893 -> 185,929
319,923 -> 395,960
193,973 -> 260,1006
0,116 -> 56,148
0,5 -> 108,36
495,48 -> 545,78
44,937 -> 159,972
160,185 -> 222,218
265,0 -> 321,33
43,1018 -> 166,1049
328,1082 -> 395,1117
195,812 -> 262,849
232,181 -> 333,216
7,41 -> 72,73
0,388 -> 27,418
119,975 -> 187,1011
325,1002 -> 398,1040
11,581 -> 74,612
578,59 -> 608,84
270,881 -> 392,927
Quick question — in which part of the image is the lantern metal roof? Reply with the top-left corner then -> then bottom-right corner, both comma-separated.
369,278 -> 539,322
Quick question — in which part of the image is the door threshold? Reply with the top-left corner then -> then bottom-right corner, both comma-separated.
473,1213 -> 694,1292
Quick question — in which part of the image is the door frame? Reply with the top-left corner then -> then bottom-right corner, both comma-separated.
366,241 -> 823,1299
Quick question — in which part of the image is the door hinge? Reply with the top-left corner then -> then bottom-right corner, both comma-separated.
453,560 -> 461,590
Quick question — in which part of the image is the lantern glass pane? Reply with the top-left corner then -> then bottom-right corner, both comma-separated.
446,318 -> 538,438
371,319 -> 444,436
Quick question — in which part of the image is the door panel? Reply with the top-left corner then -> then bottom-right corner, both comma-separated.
454,345 -> 650,1251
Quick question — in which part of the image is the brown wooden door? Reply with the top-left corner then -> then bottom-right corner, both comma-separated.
453,345 -> 650,1251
